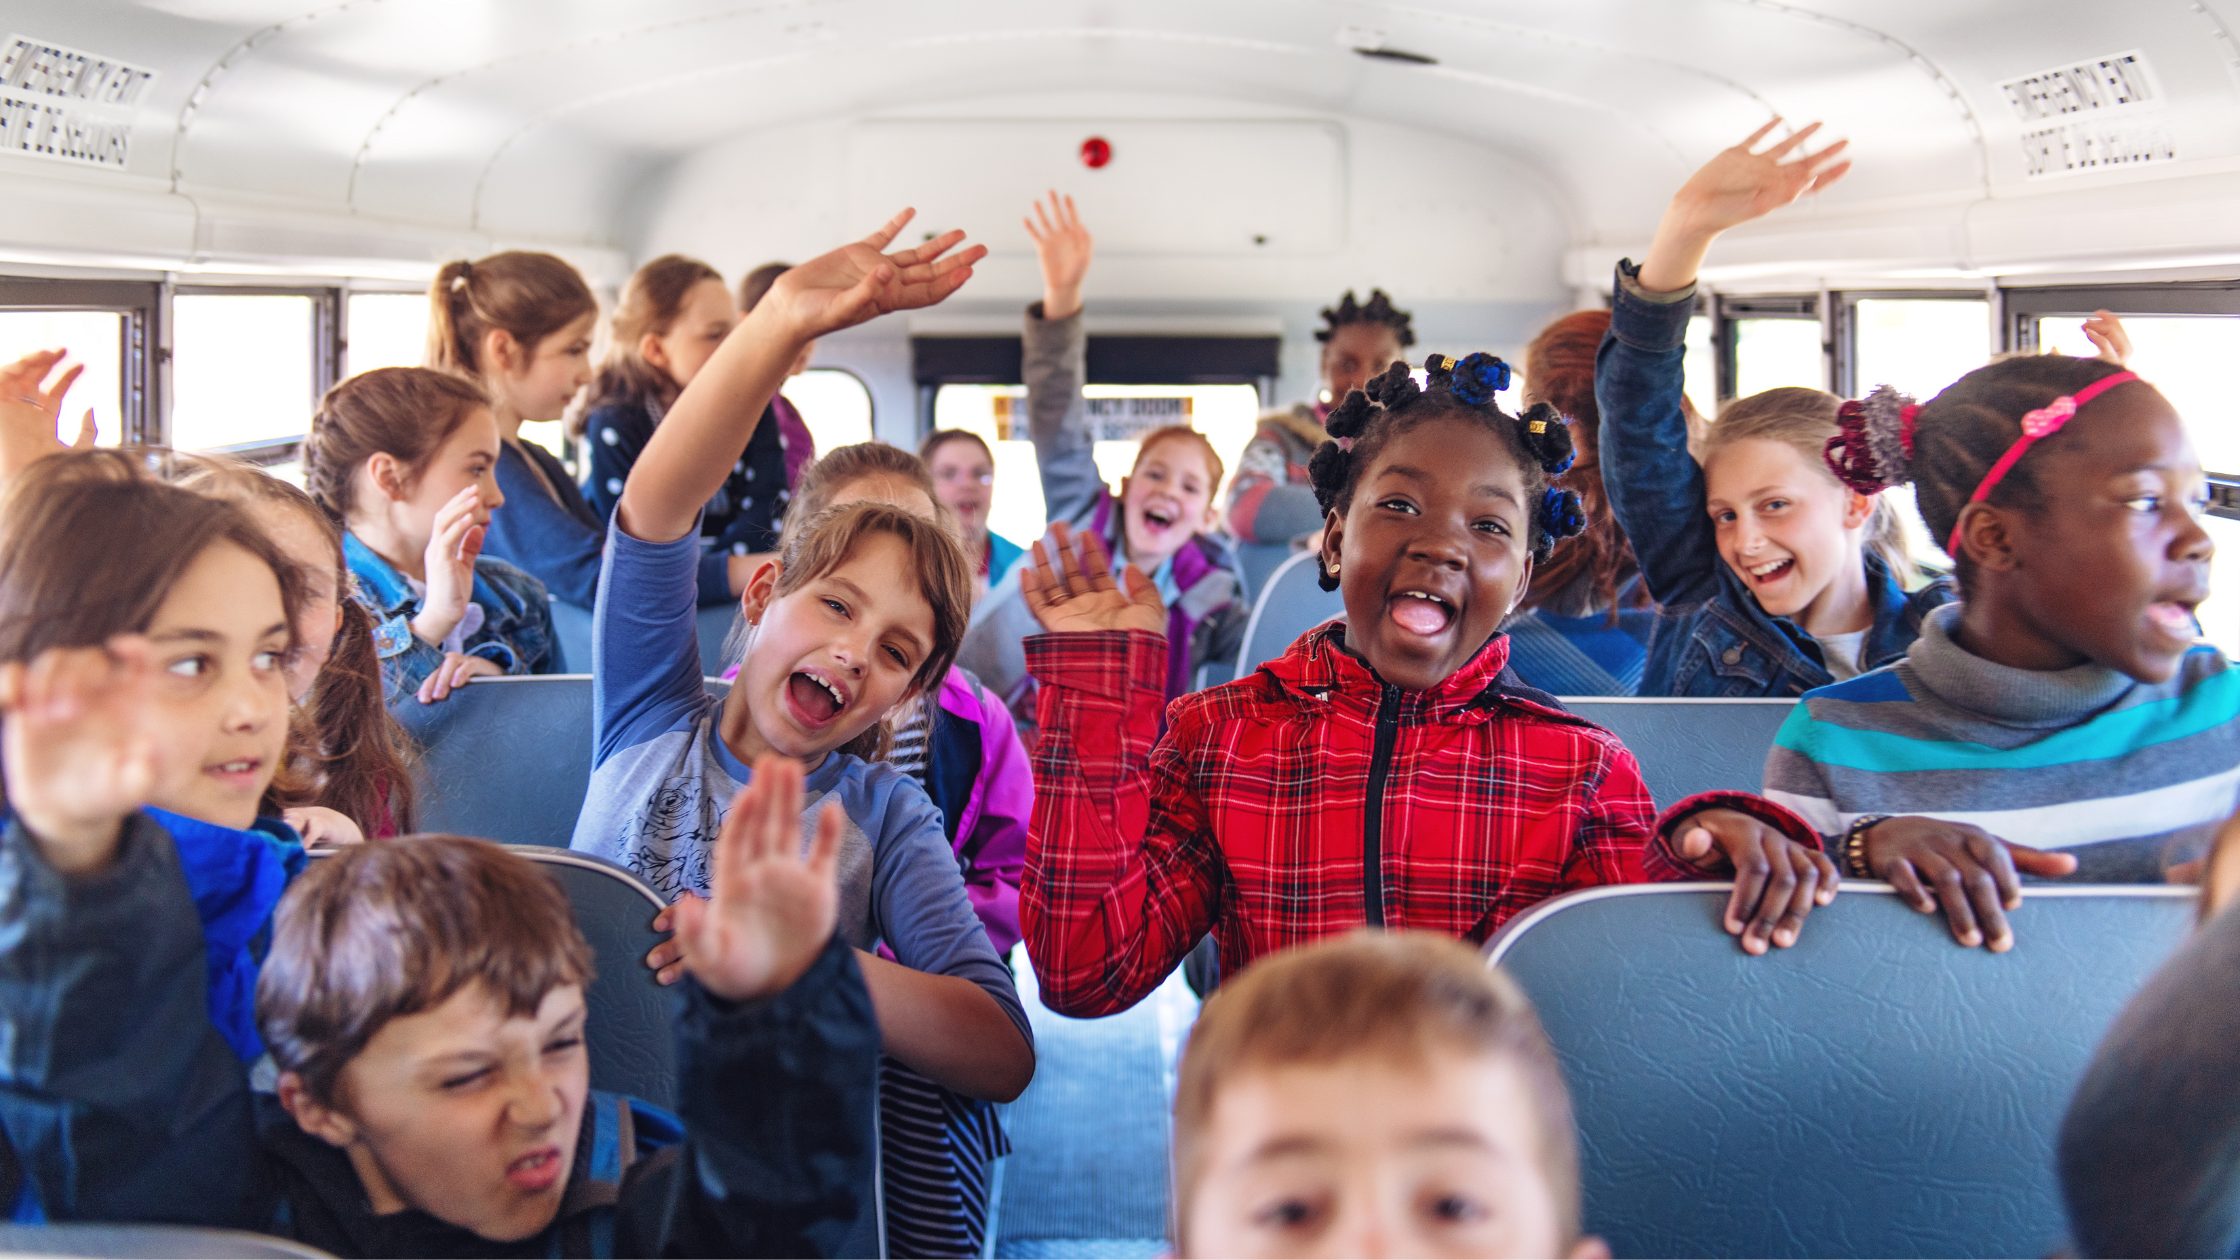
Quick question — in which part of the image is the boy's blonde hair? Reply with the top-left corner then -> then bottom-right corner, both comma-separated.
1706,387 -> 1915,584
256,836 -> 593,1107
1171,931 -> 1581,1245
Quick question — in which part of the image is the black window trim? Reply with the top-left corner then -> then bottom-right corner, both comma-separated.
0,276 -> 166,444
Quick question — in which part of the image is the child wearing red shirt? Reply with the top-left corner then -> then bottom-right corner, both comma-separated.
1020,353 -> 1655,1017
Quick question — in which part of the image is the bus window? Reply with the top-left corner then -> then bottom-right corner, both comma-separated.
1854,299 -> 1992,400
1683,314 -> 1717,416
1732,317 -> 1823,398
0,310 -> 125,446
171,293 -> 318,452
787,367 -> 875,453
931,382 -> 1261,550
345,292 -> 428,376
2034,314 -> 2240,656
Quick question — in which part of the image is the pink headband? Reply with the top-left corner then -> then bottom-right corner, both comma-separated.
1945,370 -> 2137,555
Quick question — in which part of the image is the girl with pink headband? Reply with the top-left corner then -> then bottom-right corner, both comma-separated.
1661,351 -> 2236,956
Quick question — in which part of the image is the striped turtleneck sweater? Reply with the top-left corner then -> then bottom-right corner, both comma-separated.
1764,604 -> 2240,881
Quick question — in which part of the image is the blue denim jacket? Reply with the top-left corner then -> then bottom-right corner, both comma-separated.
342,531 -> 562,701
1595,260 -> 1953,697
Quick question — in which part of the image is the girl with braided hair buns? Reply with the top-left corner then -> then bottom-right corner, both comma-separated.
1016,350 -> 1655,1018
1597,122 -> 1951,697
1223,288 -> 1416,545
1658,351 -> 2235,959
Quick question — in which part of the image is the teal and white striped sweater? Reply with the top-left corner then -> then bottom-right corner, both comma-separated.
1765,604 -> 2240,882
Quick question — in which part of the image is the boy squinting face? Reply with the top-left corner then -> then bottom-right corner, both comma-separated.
1180,1050 -> 1602,1260
1979,385 -> 2212,684
1322,417 -> 1534,691
730,531 -> 935,764
282,982 -> 589,1243
1121,435 -> 1219,571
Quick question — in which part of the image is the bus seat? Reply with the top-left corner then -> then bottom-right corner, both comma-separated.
1485,882 -> 2194,1259
402,675 -> 730,847
0,1224 -> 330,1257
1232,540 -> 1296,604
504,847 -> 677,1109
550,599 -> 593,674
1233,551 -> 1342,677
1560,698 -> 1794,804
696,604 -> 738,677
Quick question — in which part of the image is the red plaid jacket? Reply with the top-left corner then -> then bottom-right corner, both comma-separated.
1022,623 -> 1653,1017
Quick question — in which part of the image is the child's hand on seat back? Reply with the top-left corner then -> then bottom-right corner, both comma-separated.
760,208 -> 987,345
1023,521 -> 1166,636
1856,816 -> 2077,953
0,638 -> 165,876
667,754 -> 843,1003
1669,807 -> 1840,955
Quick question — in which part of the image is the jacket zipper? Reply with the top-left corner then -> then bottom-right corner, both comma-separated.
1361,682 -> 1401,927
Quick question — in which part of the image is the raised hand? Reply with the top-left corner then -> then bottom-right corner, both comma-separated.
666,756 -> 843,1002
1639,118 -> 1851,292
0,638 -> 164,875
1025,191 -> 1094,320
415,651 -> 502,705
2083,310 -> 2132,366
0,348 -> 96,479
1668,807 -> 1840,955
763,209 -> 986,343
411,485 -> 485,648
1022,521 -> 1166,635
1860,815 -> 2077,951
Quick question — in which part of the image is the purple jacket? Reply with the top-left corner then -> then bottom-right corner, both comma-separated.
926,668 -> 1030,954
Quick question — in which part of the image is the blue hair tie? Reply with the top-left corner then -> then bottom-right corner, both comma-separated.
1446,352 -> 1512,407
1540,487 -> 1586,538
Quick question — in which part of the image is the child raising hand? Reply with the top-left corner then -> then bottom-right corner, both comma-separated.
1019,353 -> 1654,1017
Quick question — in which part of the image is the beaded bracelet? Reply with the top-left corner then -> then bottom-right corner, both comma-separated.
1844,814 -> 1891,879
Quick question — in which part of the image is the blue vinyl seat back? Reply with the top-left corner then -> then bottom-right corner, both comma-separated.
1486,884 -> 2194,1258
1234,551 -> 1343,677
0,1224 -> 329,1258
402,675 -> 730,847
508,847 -> 678,1109
1560,697 -> 1795,804
1232,540 -> 1296,604
550,600 -> 736,678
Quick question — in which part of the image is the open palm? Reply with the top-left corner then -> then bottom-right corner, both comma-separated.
0,640 -> 164,872
769,209 -> 988,342
1671,119 -> 1851,235
0,349 -> 95,478
1026,191 -> 1094,295
1022,521 -> 1167,635
669,756 -> 842,1003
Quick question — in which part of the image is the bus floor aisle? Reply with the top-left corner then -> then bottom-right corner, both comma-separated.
994,964 -> 1200,1258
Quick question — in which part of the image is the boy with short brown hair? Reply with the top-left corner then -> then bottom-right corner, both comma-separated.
0,638 -> 874,1258
1171,931 -> 1608,1260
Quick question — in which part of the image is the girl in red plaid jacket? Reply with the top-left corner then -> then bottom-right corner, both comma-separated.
1019,353 -> 1674,1018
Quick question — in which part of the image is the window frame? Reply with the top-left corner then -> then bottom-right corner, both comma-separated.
788,364 -> 878,450
167,284 -> 340,465
1831,289 -> 1998,399
338,282 -> 428,381
1712,292 -> 1827,401
0,277 -> 166,444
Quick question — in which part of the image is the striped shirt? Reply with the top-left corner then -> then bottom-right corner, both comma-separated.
1765,604 -> 2240,880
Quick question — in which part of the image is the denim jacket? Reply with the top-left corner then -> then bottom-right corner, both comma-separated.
343,531 -> 562,701
1595,260 -> 1953,697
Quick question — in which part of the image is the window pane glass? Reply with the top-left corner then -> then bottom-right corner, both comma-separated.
0,310 -> 126,445
1684,313 -> 1717,416
1854,299 -> 1992,400
931,382 -> 1262,549
2202,512 -> 2240,659
2035,314 -> 2240,475
1732,318 -> 1823,399
172,294 -> 316,450
345,292 -> 428,376
787,368 -> 874,453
